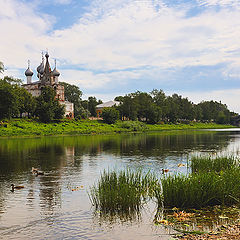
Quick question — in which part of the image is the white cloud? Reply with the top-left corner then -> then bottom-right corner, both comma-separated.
1,0 -> 240,113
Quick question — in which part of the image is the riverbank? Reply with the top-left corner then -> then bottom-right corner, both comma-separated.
0,118 -> 235,137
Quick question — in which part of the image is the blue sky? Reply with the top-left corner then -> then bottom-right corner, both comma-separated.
1,0 -> 240,113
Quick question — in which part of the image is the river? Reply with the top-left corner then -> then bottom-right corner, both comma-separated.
0,129 -> 240,240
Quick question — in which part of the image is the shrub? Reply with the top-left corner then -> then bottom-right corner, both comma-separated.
101,107 -> 119,124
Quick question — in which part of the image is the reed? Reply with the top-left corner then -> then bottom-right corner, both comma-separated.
191,156 -> 238,173
158,168 -> 240,209
89,169 -> 157,215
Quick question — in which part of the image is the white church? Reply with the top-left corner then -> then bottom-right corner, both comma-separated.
22,52 -> 74,118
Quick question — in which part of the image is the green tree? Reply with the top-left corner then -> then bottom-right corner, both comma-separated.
35,87 -> 65,122
60,82 -> 83,118
101,107 -> 119,124
0,78 -> 18,119
117,95 -> 138,120
88,96 -> 102,117
17,87 -> 36,117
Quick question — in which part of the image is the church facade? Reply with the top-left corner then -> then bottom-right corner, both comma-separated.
22,53 -> 74,118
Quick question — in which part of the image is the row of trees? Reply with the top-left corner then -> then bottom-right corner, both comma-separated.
104,89 -> 237,124
0,76 -> 64,122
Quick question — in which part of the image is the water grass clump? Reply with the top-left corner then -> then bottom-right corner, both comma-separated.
89,169 -> 157,215
158,165 -> 240,209
191,156 -> 238,173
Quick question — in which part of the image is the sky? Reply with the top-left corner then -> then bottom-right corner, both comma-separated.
0,0 -> 240,113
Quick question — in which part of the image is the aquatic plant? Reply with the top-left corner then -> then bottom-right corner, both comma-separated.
158,168 -> 240,209
89,169 -> 157,215
191,156 -> 238,173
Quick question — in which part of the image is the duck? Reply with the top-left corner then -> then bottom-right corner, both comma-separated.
178,163 -> 185,167
162,169 -> 170,174
31,167 -> 39,174
11,184 -> 24,191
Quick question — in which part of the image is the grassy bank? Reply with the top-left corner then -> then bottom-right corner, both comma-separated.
0,118 -> 235,137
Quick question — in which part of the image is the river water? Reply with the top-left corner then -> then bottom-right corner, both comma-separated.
0,129 -> 240,240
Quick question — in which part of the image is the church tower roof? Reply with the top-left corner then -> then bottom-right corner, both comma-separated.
52,59 -> 60,77
25,60 -> 33,76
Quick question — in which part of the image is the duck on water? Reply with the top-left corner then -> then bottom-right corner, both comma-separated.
11,184 -> 24,192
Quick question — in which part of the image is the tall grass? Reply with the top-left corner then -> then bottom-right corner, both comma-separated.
191,156 -> 238,173
158,165 -> 240,209
89,169 -> 157,215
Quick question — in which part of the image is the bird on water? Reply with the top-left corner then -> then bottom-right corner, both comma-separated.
11,184 -> 24,191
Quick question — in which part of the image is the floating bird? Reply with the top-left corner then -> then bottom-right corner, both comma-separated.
31,167 -> 44,176
178,163 -> 185,167
11,184 -> 24,191
162,169 -> 170,174
31,167 -> 39,174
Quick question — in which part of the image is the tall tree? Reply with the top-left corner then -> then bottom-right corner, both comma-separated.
35,86 -> 64,122
60,82 -> 83,118
0,78 -> 18,119
88,96 -> 102,117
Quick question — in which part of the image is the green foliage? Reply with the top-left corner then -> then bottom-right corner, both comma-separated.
197,100 -> 231,123
157,156 -> 240,209
116,120 -> 148,131
60,82 -> 83,118
0,78 -> 18,119
35,86 -> 65,122
159,168 -> 240,209
89,169 -> 157,215
0,76 -> 36,119
0,119 -> 234,137
101,107 -> 119,124
87,96 -> 102,117
116,89 -> 235,124
191,156 -> 237,173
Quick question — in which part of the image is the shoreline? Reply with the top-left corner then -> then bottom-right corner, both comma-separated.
0,119 -> 236,138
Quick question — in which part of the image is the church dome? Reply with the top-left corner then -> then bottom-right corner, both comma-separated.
37,62 -> 44,74
52,67 -> 60,77
25,67 -> 33,76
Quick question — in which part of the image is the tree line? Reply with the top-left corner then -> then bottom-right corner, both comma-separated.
110,90 -> 237,124
0,60 -> 237,124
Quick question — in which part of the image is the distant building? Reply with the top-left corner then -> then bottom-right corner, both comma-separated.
96,100 -> 120,118
22,53 -> 74,118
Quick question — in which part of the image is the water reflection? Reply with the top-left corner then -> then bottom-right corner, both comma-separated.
0,129 -> 239,239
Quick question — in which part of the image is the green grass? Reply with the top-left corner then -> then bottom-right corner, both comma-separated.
191,156 -> 238,173
89,169 -> 157,215
0,118 -> 235,137
158,156 -> 240,209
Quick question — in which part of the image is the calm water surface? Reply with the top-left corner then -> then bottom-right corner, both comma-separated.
0,129 -> 240,240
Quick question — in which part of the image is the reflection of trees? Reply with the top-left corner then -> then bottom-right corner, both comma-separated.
0,137 -> 83,217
